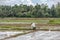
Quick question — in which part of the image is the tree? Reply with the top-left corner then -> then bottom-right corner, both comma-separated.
56,2 -> 60,17
50,5 -> 57,17
0,3 -> 60,18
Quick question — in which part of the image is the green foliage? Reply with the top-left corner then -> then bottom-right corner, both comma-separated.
49,19 -> 60,24
49,20 -> 54,22
0,3 -> 60,18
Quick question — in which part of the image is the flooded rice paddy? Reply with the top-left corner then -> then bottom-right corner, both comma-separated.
0,31 -> 24,40
0,31 -> 60,40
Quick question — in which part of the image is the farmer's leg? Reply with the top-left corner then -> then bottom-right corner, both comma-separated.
33,27 -> 36,30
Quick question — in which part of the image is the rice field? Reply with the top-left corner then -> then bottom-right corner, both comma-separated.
0,18 -> 60,30
0,18 -> 60,40
1,31 -> 60,40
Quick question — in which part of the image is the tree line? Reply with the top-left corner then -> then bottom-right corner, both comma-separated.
0,3 -> 60,18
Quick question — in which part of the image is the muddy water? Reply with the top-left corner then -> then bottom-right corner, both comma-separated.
0,31 -> 24,39
3,31 -> 60,40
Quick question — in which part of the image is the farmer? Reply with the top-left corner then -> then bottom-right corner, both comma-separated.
31,23 -> 36,30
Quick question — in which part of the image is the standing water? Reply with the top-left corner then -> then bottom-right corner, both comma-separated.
2,31 -> 60,40
0,31 -> 24,40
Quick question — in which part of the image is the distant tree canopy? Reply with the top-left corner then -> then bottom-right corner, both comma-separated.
0,3 -> 60,18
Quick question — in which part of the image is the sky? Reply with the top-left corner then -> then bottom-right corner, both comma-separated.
0,0 -> 60,7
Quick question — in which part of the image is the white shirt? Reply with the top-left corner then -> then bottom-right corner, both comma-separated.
31,23 -> 35,27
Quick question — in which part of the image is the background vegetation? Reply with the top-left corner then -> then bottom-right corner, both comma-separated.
0,2 -> 60,18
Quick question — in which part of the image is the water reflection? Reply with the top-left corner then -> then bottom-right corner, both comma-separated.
8,31 -> 60,40
31,31 -> 36,40
0,31 -> 60,40
0,31 -> 23,39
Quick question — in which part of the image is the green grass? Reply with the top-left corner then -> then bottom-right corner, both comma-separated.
0,26 -> 60,31
0,18 -> 60,24
0,19 -> 49,23
0,18 -> 60,31
0,26 -> 32,30
48,19 -> 60,24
